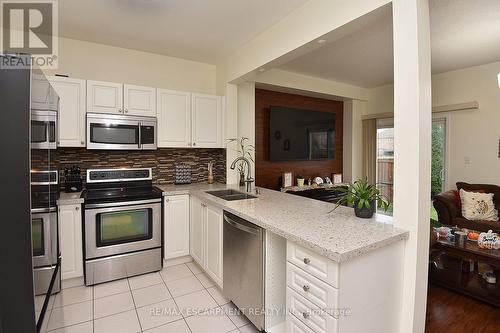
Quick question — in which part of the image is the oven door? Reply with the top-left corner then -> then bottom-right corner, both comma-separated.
31,111 -> 57,150
140,119 -> 157,150
32,208 -> 58,267
84,199 -> 161,259
87,114 -> 142,150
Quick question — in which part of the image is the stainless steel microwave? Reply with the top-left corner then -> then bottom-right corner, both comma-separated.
31,110 -> 57,150
86,113 -> 157,150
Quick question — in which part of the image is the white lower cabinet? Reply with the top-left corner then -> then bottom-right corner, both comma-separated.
286,241 -> 404,333
190,196 -> 205,266
58,204 -> 83,280
164,195 -> 190,259
189,196 -> 223,287
204,204 -> 223,287
287,312 -> 316,333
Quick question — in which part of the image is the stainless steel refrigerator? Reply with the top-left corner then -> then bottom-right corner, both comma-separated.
0,54 -> 61,333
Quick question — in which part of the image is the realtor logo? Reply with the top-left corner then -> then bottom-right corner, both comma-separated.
1,0 -> 58,68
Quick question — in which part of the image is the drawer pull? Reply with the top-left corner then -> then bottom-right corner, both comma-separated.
303,258 -> 311,265
302,285 -> 310,292
302,312 -> 310,319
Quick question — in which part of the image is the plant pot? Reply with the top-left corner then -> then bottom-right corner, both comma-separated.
297,178 -> 305,187
354,200 -> 376,218
239,173 -> 245,187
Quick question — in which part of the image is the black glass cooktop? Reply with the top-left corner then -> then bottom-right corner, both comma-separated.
82,185 -> 163,204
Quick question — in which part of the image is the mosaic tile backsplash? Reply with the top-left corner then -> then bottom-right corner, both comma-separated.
33,148 -> 226,188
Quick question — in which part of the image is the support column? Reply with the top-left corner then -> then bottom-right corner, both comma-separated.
392,0 -> 432,332
225,83 -> 239,184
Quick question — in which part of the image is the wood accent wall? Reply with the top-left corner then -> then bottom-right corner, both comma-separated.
255,89 -> 343,190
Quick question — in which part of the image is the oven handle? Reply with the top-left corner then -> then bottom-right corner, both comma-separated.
84,198 -> 162,209
31,207 -> 57,213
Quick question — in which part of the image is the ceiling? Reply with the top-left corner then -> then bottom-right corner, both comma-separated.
278,0 -> 500,88
58,0 -> 308,64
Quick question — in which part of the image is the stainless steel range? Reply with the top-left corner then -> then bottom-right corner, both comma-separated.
81,168 -> 163,285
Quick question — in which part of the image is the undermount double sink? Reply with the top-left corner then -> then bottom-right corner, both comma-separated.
206,189 -> 257,201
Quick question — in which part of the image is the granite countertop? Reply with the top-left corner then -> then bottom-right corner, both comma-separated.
158,183 -> 409,263
57,191 -> 84,205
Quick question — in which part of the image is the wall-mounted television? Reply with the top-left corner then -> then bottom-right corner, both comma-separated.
269,106 -> 335,161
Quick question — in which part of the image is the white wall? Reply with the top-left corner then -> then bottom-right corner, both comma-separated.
43,37 -> 216,94
433,61 -> 500,188
343,99 -> 365,182
363,60 -> 500,189
254,69 -> 370,101
236,82 -> 256,182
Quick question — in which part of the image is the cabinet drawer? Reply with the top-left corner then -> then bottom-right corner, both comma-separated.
287,263 -> 338,312
287,242 -> 339,287
287,313 -> 315,333
287,287 -> 338,333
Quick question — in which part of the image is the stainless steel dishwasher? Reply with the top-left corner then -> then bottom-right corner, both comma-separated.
223,211 -> 265,331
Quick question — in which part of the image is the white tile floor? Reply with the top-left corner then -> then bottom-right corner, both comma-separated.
40,262 -> 259,333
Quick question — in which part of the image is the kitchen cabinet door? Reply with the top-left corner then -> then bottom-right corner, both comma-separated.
164,195 -> 190,259
31,74 -> 52,110
86,80 -> 123,114
205,204 -> 223,287
58,204 -> 83,280
191,93 -> 222,148
123,84 -> 156,117
157,89 -> 191,147
48,76 -> 86,147
190,196 -> 205,267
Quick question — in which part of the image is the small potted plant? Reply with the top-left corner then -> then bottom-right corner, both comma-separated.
296,175 -> 305,187
332,178 -> 390,218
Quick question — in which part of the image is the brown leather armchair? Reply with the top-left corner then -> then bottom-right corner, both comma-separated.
433,182 -> 500,232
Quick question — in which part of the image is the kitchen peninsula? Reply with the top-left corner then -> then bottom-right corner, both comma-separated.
158,183 -> 408,333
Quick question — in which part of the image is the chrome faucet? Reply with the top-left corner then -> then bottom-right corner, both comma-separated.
230,156 -> 254,192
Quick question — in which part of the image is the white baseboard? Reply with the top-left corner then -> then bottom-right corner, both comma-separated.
164,255 -> 193,267
61,276 -> 84,289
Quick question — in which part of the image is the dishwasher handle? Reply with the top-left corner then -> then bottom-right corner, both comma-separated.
224,215 -> 261,235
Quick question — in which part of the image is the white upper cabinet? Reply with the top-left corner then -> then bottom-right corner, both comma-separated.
48,76 -> 86,147
123,84 -> 156,117
157,89 -> 192,147
191,93 -> 222,148
86,80 -> 123,114
164,195 -> 190,260
31,74 -> 52,110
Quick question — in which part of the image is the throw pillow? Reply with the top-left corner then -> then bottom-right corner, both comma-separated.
460,189 -> 499,221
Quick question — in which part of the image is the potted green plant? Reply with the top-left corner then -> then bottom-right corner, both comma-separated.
227,137 -> 254,187
332,178 -> 390,218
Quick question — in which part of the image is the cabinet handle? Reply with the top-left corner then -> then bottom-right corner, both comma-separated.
302,285 -> 310,292
80,141 -> 84,145
165,198 -> 169,203
302,312 -> 310,319
124,108 -> 128,113
75,206 -> 79,211
193,142 -> 196,146
303,258 -> 311,265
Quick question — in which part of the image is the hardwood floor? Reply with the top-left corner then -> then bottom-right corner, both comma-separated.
426,284 -> 500,333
